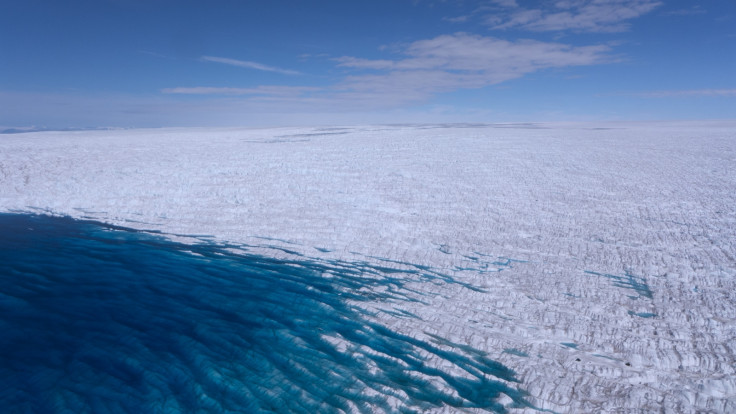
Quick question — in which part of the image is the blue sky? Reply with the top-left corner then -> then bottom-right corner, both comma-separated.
1,0 -> 735,127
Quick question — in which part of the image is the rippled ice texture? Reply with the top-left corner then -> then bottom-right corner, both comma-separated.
1,121 -> 735,412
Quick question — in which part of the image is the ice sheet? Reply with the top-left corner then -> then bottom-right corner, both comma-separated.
2,121 -> 735,412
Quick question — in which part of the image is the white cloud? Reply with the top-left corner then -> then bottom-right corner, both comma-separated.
443,15 -> 470,23
334,33 -> 611,99
663,6 -> 706,16
487,0 -> 662,32
200,56 -> 301,75
162,86 -> 320,96
333,57 -> 396,70
490,0 -> 518,7
634,89 -> 736,98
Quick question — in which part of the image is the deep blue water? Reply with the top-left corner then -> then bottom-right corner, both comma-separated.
0,214 -> 531,413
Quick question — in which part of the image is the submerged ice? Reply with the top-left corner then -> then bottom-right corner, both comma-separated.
0,214 -> 531,413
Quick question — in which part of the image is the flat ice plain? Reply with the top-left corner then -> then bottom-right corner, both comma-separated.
1,121 -> 735,412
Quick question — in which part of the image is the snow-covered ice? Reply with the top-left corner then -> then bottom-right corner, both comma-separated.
1,121 -> 735,412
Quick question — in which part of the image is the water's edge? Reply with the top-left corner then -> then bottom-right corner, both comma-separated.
0,213 -> 533,413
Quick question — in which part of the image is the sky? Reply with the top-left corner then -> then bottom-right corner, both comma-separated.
1,0 -> 735,128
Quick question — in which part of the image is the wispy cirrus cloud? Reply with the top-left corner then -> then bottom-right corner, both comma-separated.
484,0 -> 662,32
200,56 -> 301,75
663,5 -> 707,16
334,33 -> 612,99
162,86 -> 320,96
338,33 -> 613,72
632,88 -> 736,98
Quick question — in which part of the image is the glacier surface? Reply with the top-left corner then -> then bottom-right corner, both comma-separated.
1,121 -> 735,412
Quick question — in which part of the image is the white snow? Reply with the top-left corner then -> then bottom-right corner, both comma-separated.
2,121 -> 735,412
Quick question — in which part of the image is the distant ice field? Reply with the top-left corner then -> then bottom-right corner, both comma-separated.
1,122 -> 735,412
